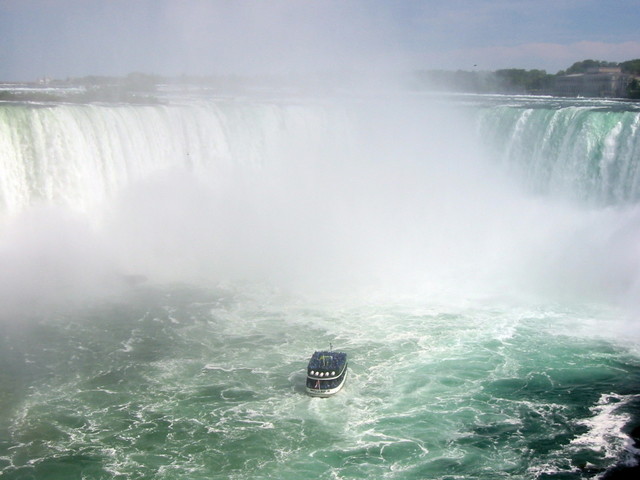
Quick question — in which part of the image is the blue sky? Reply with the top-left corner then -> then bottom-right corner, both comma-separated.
1,0 -> 639,81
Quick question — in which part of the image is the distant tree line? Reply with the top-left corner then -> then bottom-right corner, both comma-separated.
68,72 -> 161,102
0,72 -> 163,104
412,59 -> 640,98
0,90 -> 63,102
70,72 -> 161,91
559,59 -> 640,75
3,60 -> 640,103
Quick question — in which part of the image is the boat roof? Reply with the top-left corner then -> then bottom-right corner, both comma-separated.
307,351 -> 347,371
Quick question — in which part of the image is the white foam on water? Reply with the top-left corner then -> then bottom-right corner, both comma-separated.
571,393 -> 639,462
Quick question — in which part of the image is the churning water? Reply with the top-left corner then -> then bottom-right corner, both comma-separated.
1,90 -> 640,479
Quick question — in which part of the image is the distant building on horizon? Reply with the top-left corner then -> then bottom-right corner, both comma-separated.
553,66 -> 633,98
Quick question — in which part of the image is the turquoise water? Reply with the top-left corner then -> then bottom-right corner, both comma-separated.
1,92 -> 640,479
1,286 -> 639,479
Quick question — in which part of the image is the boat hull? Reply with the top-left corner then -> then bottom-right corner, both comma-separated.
305,369 -> 348,397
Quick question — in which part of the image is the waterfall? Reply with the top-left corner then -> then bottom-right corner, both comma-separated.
1,93 -> 640,303
2,96 -> 640,217
0,99 -> 354,217
476,101 -> 640,205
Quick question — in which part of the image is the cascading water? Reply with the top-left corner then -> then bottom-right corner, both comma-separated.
475,97 -> 640,205
1,91 -> 639,480
0,100 -> 354,216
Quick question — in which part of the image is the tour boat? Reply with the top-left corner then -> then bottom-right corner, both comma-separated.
305,350 -> 348,397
